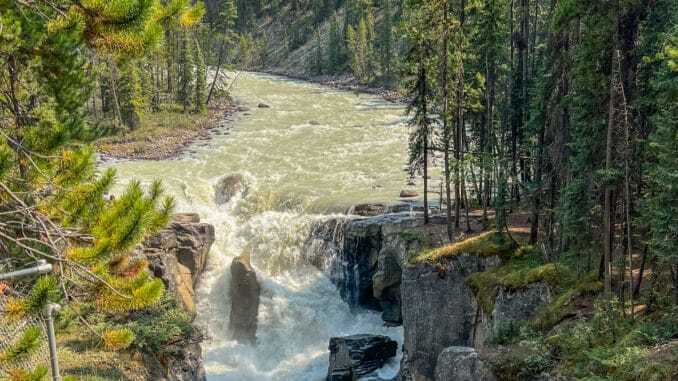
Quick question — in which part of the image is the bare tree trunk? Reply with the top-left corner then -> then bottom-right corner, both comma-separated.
107,59 -> 123,128
207,39 -> 228,106
603,47 -> 620,293
442,1 -> 453,240
455,0 -> 466,229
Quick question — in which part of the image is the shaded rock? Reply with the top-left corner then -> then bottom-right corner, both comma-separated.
474,282 -> 552,346
229,253 -> 260,344
327,341 -> 355,381
304,214 -> 419,324
309,120 -> 321,125
237,106 -> 250,112
399,189 -> 419,198
215,174 -> 247,205
258,103 -> 270,108
352,203 -> 389,217
434,347 -> 495,381
372,247 -> 403,323
406,181 -> 416,186
327,335 -> 397,380
399,254 -> 501,380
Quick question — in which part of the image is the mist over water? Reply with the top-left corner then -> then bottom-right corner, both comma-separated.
107,73 -> 411,380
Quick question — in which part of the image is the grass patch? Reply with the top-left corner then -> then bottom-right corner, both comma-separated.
98,110 -> 206,145
415,231 -> 519,263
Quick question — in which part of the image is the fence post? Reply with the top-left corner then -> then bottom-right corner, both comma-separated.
44,303 -> 61,381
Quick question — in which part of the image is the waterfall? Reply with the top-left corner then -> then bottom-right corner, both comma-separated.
106,72 -> 411,380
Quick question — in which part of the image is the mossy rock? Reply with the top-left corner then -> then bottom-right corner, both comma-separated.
415,231 -> 518,263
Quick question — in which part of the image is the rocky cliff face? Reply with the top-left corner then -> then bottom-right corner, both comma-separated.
304,213 -> 420,324
142,213 -> 215,381
398,253 -> 551,381
399,254 -> 501,380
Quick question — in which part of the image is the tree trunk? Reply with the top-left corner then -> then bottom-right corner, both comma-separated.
207,39 -> 227,106
442,1 -> 453,240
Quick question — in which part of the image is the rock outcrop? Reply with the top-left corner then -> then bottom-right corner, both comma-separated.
399,254 -> 501,380
145,213 -> 215,317
229,252 -> 260,345
215,174 -> 247,205
142,213 -> 215,381
434,347 -> 495,381
304,214 -> 420,324
327,334 -> 398,380
398,252 -> 552,380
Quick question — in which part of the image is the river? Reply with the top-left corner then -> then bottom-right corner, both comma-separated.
109,72 -> 412,380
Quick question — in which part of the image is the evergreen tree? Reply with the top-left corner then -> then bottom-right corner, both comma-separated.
178,31 -> 195,112
194,37 -> 207,112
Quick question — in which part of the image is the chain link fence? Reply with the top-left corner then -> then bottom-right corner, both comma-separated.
0,256 -> 53,377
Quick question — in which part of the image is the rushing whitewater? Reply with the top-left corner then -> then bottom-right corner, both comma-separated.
108,73 -> 412,380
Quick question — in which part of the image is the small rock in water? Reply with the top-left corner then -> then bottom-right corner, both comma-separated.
327,334 -> 397,380
237,106 -> 250,112
257,103 -> 270,108
407,181 -> 416,186
353,203 -> 388,217
309,120 -> 321,125
399,189 -> 419,198
215,174 -> 247,205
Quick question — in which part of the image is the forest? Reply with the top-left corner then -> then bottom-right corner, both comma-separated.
0,0 -> 677,380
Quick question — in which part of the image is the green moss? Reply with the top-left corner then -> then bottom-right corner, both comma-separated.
463,246 -> 573,315
532,272 -> 603,332
416,231 -> 518,262
466,271 -> 502,314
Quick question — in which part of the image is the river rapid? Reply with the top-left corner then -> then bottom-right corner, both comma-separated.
108,73 -> 412,380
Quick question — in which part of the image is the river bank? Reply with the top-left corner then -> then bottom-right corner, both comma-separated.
96,98 -> 240,161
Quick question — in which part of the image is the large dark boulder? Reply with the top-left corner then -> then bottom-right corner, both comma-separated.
327,334 -> 398,380
215,174 -> 247,205
229,252 -> 260,345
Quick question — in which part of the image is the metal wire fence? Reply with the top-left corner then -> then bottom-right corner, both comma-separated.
0,283 -> 52,377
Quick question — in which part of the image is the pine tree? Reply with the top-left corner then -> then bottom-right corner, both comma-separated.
194,37 -> 207,113
178,30 -> 195,112
0,0 -> 201,364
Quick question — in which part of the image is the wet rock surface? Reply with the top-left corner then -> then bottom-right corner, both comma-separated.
215,174 -> 247,205
229,253 -> 261,345
327,334 -> 398,380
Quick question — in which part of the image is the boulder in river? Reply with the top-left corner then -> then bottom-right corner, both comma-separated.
215,174 -> 247,205
399,189 -> 419,198
258,103 -> 270,108
327,334 -> 397,380
352,203 -> 389,217
229,252 -> 260,345
309,120 -> 321,125
237,106 -> 250,112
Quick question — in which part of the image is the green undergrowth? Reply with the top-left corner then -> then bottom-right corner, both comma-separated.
482,274 -> 677,381
56,292 -> 196,380
465,245 -> 573,314
414,231 -> 519,263
549,302 -> 678,380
